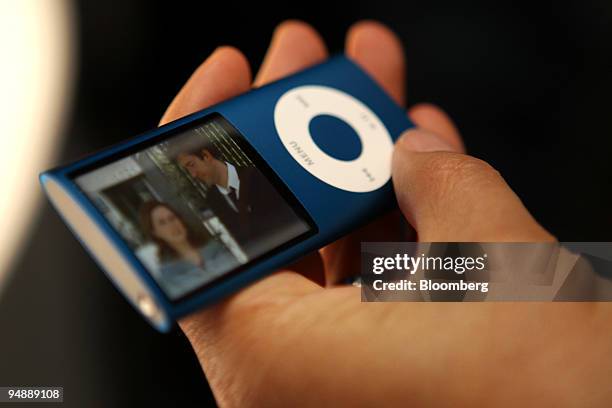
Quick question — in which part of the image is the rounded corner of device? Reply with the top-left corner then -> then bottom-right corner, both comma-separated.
39,171 -> 57,189
42,175 -> 174,332
156,316 -> 174,333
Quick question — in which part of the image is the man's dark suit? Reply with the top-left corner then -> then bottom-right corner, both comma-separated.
203,165 -> 300,253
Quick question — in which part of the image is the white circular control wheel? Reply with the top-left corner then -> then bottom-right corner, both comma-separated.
274,85 -> 394,193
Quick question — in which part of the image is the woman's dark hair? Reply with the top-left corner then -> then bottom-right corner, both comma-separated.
139,200 -> 204,261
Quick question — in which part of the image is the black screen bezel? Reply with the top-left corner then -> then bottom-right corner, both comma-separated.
70,113 -> 318,303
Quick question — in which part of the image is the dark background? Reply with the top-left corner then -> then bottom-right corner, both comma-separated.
1,1 -> 611,406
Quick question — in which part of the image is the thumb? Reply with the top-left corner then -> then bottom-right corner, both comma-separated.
391,129 -> 554,242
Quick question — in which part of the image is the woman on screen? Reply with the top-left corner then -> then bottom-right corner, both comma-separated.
139,200 -> 239,299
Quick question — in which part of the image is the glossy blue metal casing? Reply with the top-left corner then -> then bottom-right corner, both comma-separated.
40,55 -> 413,331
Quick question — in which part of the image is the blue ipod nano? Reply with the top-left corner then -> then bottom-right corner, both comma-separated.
40,55 -> 413,331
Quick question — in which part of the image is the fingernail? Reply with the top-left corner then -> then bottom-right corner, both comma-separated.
397,128 -> 454,152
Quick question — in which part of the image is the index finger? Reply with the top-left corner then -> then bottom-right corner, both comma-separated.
159,46 -> 252,125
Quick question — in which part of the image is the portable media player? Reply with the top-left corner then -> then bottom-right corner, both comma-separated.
40,55 -> 413,331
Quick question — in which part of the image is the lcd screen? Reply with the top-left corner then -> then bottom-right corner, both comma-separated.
73,114 -> 315,301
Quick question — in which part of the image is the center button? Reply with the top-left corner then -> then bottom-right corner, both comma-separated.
309,114 -> 363,161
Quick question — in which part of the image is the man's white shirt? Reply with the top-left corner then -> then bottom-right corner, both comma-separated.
216,162 -> 240,212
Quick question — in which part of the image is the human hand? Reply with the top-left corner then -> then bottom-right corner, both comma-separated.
160,20 -> 611,407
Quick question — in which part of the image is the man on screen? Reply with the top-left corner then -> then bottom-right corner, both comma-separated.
176,147 -> 298,253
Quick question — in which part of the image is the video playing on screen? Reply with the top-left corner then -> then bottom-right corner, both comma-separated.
73,114 -> 313,300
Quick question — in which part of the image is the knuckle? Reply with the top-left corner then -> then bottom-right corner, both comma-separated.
423,153 -> 501,201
